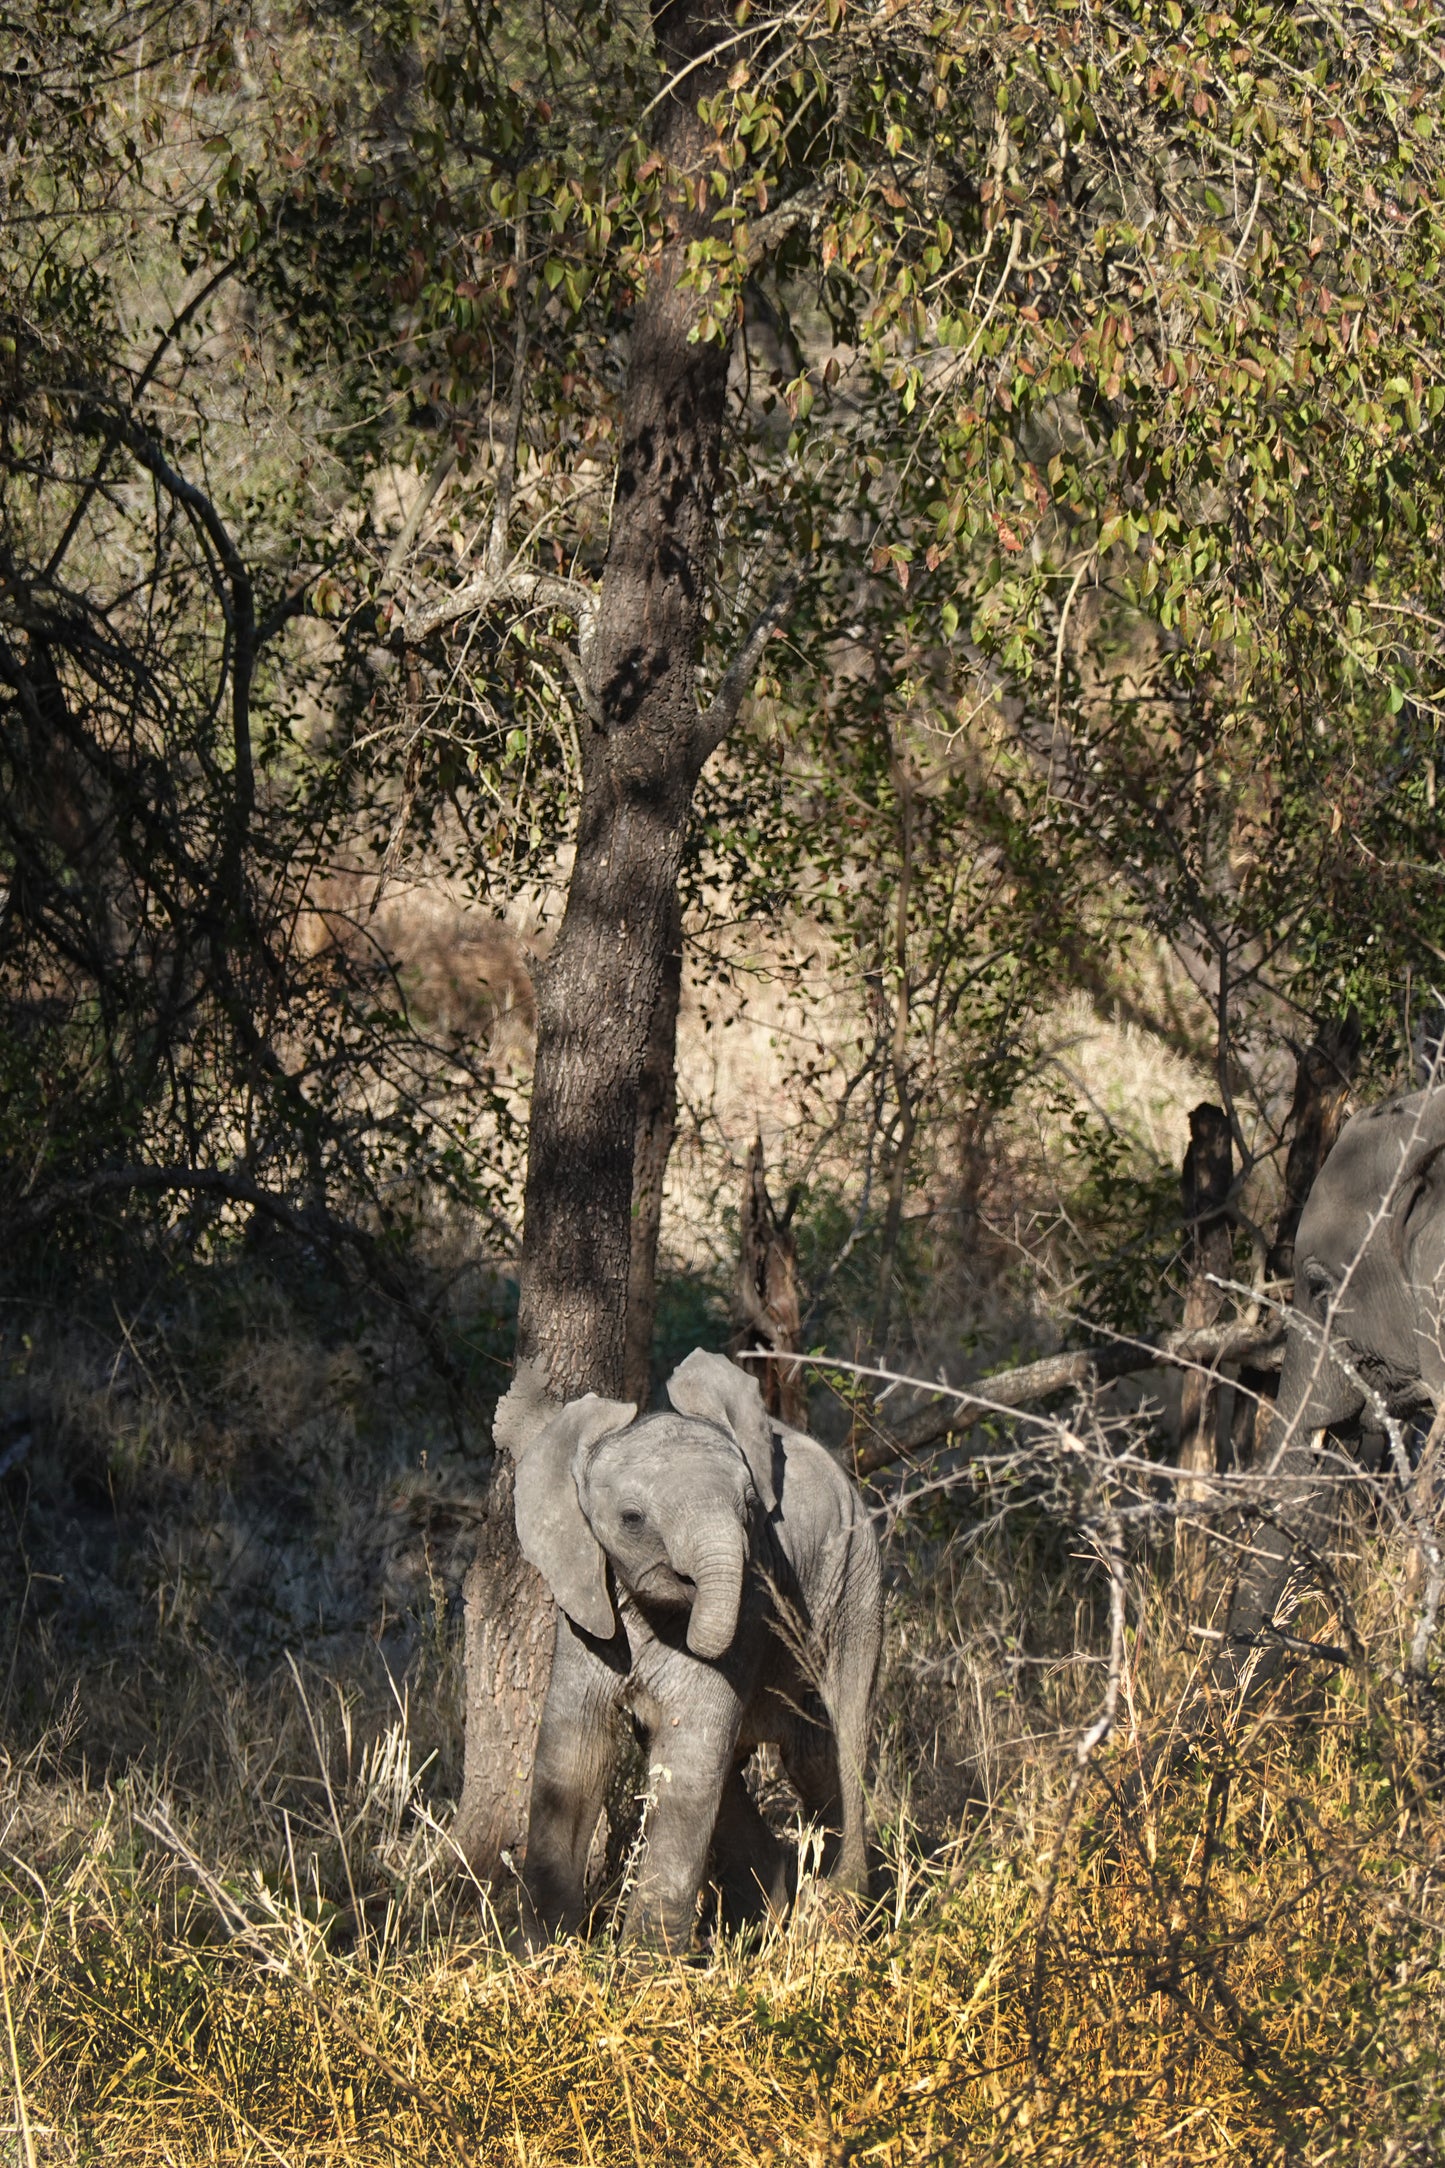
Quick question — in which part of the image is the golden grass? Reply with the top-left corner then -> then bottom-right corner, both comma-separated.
9,1646 -> 1445,2168
7,1287 -> 1443,2166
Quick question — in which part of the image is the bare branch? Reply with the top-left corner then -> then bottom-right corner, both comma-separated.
739,1318 -> 1286,1478
2,1162 -> 472,1394
701,571 -> 804,750
1189,1621 -> 1352,1666
2,1161 -> 321,1242
118,418 -> 251,611
113,414 -> 258,840
487,223 -> 530,578
395,564 -> 593,649
46,257 -> 241,584
381,442 -> 458,589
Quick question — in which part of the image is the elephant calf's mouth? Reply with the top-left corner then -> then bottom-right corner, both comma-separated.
629,1565 -> 695,1608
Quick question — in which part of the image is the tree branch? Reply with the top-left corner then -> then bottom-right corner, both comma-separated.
45,258 -> 241,584
487,222 -> 530,578
395,565 -> 593,649
739,1318 -> 1286,1478
256,583 -> 315,647
744,179 -> 830,266
701,570 -> 804,750
116,418 -> 250,612
381,442 -> 458,590
4,1162 -> 470,1397
3,1161 -> 319,1240
112,413 -> 258,845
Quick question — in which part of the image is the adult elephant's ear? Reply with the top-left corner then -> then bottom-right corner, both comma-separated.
497,1361 -> 636,1639
666,1349 -> 778,1513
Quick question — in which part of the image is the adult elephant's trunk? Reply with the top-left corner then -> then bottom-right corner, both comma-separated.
671,1518 -> 746,1661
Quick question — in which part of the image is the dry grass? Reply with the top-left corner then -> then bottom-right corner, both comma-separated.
6,1485 -> 1445,2168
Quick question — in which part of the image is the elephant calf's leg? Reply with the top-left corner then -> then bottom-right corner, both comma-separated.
708,1759 -> 791,1931
780,1722 -> 844,1874
784,1710 -> 869,1899
623,1702 -> 741,1954
521,1627 -> 617,1942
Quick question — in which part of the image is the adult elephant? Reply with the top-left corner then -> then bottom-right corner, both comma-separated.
493,1349 -> 883,1952
1220,1086 -> 1445,1694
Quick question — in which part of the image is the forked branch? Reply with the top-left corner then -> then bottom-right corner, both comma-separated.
397,565 -> 594,650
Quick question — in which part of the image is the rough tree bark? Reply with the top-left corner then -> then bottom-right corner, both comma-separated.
1174,1102 -> 1234,1591
450,1460 -> 554,1881
623,894 -> 683,1409
1176,1102 -> 1235,1483
1266,1013 -> 1361,1281
512,6 -> 734,1403
872,747 -> 917,1357
455,0 -> 768,1879
733,1137 -> 807,1427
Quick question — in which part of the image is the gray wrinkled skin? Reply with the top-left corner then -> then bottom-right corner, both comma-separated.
1223,1087 -> 1445,1688
499,1351 -> 883,1953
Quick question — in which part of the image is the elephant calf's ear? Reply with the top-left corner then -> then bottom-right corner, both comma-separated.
511,1390 -> 636,1640
491,1358 -> 555,1462
666,1349 -> 778,1512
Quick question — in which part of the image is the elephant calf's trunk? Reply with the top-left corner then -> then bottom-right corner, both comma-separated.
675,1522 -> 746,1661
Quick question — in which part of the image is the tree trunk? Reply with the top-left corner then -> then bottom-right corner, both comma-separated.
623,893 -> 683,1409
1176,1102 -> 1235,1482
1240,1013 -> 1361,1470
732,1138 -> 807,1427
1266,1013 -> 1361,1281
457,0 -> 737,1879
513,9 -> 732,1405
451,1461 -> 555,1882
1175,1103 -> 1234,1594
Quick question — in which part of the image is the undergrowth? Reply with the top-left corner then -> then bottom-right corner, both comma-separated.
4,1524 -> 1445,2162
3,1277 -> 1444,2163
7,1671 -> 1445,2165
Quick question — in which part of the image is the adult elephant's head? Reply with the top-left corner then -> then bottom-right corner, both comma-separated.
493,1353 -> 778,1658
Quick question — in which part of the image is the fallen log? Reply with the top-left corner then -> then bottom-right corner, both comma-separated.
743,1319 -> 1287,1478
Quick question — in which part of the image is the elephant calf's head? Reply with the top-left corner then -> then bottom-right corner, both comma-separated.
495,1353 -> 780,1660
578,1416 -> 760,1658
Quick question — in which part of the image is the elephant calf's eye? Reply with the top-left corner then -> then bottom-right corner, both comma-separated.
619,1508 -> 645,1531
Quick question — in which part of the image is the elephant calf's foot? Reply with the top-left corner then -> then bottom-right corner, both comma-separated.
619,1892 -> 702,1958
508,1877 -> 592,1955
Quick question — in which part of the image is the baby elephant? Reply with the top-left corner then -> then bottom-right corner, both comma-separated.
494,1349 -> 883,1952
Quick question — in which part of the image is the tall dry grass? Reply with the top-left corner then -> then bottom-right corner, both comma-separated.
5,1449 -> 1445,2168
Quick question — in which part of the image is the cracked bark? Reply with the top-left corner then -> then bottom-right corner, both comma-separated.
623,893 -> 683,1409
1176,1102 -> 1235,1485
